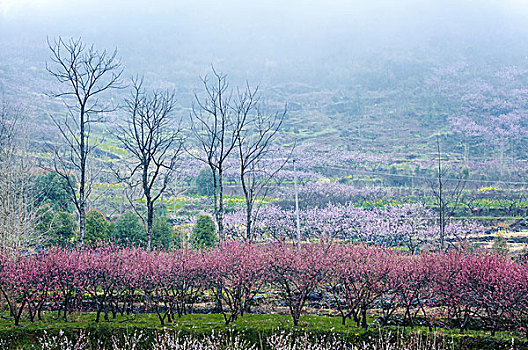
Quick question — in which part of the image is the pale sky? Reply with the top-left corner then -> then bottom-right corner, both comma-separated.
1,0 -> 527,16
2,0 -> 528,95
0,0 -> 54,14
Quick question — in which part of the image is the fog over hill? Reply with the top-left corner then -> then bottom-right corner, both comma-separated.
2,0 -> 528,156
3,0 -> 528,85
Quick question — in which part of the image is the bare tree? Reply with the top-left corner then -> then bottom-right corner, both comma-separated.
235,86 -> 287,241
0,102 -> 47,255
428,137 -> 466,250
47,37 -> 123,246
114,78 -> 183,249
189,68 -> 243,238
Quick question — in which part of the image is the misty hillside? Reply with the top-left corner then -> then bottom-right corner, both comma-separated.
2,0 -> 528,172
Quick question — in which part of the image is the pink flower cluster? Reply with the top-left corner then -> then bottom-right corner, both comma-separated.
225,204 -> 483,252
0,243 -> 527,336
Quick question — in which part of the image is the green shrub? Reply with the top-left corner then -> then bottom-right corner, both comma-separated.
152,216 -> 175,249
195,168 -> 216,196
34,172 -> 74,212
38,208 -> 76,247
190,214 -> 217,248
112,211 -> 147,246
85,210 -> 113,245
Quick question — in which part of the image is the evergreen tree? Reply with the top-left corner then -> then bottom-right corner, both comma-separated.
84,210 -> 113,245
152,216 -> 175,249
190,214 -> 218,249
112,211 -> 147,246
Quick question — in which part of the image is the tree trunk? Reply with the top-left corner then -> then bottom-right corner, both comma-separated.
240,167 -> 253,242
79,108 -> 86,246
79,201 -> 86,246
292,311 -> 300,326
246,203 -> 252,242
147,200 -> 153,249
143,161 -> 154,249
361,304 -> 368,329
217,168 -> 224,238
211,166 -> 219,231
437,138 -> 445,250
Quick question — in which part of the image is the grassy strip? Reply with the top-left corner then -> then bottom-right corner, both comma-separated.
0,313 -> 526,349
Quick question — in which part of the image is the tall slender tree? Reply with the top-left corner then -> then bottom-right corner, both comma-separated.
47,37 -> 123,246
0,101 -> 47,254
234,86 -> 287,241
428,137 -> 467,250
189,68 -> 243,238
115,78 -> 183,249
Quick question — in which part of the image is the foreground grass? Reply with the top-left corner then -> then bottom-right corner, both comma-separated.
0,313 -> 364,335
0,313 -> 525,349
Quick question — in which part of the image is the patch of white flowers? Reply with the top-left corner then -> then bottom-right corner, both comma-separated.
35,330 -> 91,350
29,329 -> 453,350
150,331 -> 256,350
267,332 -> 351,350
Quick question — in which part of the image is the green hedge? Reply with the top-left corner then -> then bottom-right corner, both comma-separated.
0,313 -> 526,349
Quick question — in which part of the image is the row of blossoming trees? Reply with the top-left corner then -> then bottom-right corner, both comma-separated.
1,242 -> 527,337
224,203 -> 483,253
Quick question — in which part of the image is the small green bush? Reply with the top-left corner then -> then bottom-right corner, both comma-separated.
34,171 -> 74,212
84,210 -> 113,245
152,216 -> 175,249
195,168 -> 216,196
111,211 -> 147,246
190,214 -> 217,248
38,209 -> 76,247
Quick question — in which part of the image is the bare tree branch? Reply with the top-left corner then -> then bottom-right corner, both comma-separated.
114,77 -> 183,249
0,101 -> 48,255
47,36 -> 123,246
235,86 -> 288,241
188,67 -> 244,238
